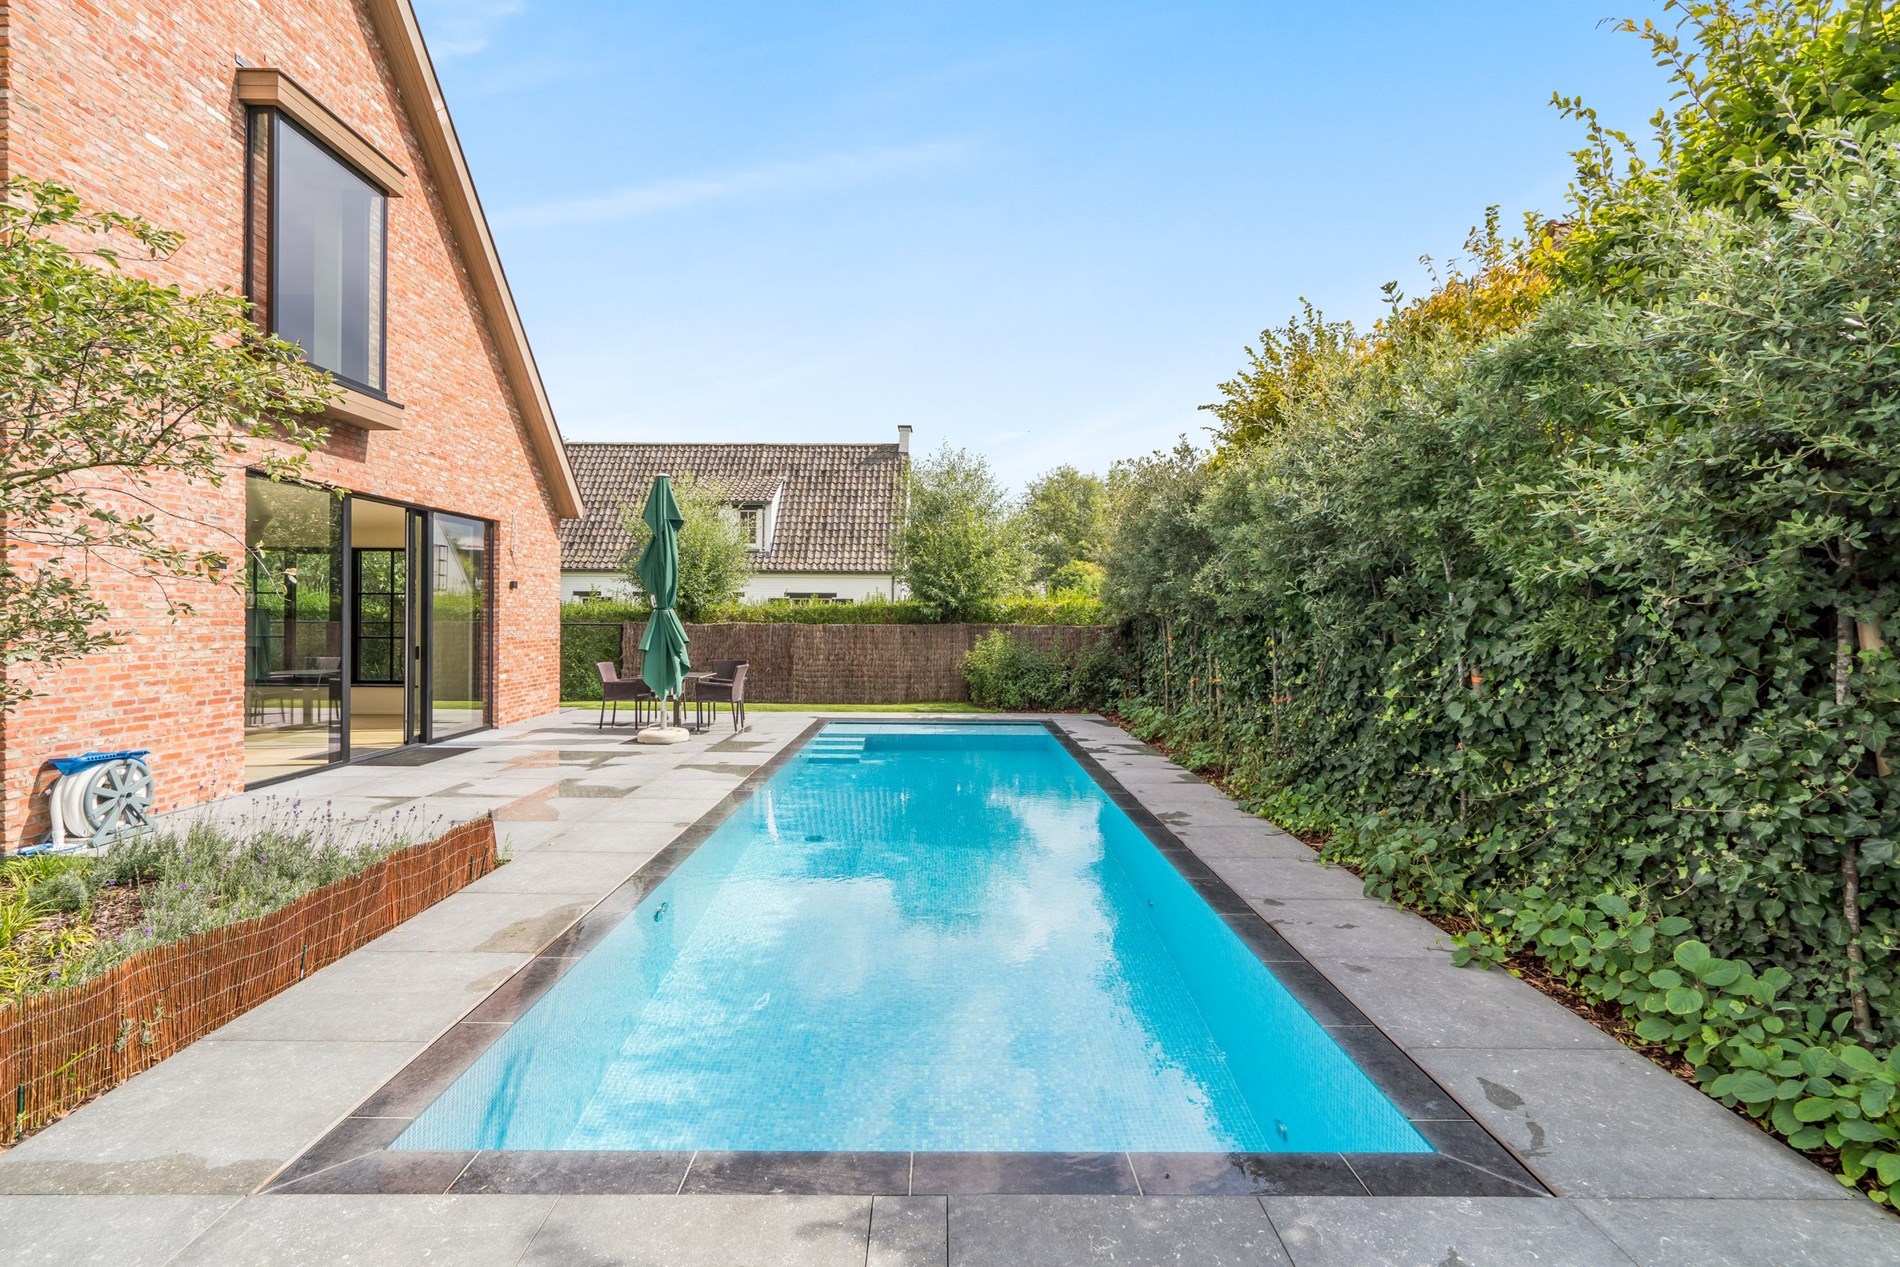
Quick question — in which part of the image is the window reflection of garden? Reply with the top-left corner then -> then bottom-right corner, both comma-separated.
243,476 -> 343,781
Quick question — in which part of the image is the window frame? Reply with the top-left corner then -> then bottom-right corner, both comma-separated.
736,505 -> 764,550
245,106 -> 393,399
350,546 -> 407,686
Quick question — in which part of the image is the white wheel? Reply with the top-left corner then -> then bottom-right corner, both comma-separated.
76,758 -> 156,842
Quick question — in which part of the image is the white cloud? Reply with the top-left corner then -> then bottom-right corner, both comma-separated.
416,0 -> 525,57
497,141 -> 970,228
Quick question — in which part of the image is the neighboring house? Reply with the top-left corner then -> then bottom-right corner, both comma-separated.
0,0 -> 583,847
560,431 -> 910,604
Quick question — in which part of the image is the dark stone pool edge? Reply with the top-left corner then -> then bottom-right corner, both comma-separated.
262,716 -> 1549,1199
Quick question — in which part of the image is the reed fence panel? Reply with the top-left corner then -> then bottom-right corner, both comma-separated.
0,816 -> 498,1141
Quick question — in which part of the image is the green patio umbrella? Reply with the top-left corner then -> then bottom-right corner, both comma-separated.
635,474 -> 692,710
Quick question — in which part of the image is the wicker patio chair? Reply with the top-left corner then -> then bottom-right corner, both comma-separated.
692,661 -> 749,731
596,661 -> 658,730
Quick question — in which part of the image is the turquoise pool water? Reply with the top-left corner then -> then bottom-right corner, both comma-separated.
395,723 -> 1430,1153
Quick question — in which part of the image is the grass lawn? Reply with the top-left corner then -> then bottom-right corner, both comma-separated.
561,700 -> 989,713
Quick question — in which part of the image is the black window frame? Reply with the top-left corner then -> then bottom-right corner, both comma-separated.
244,106 -> 392,399
350,547 -> 406,686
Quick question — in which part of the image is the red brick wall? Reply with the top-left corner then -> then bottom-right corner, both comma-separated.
0,0 -> 565,846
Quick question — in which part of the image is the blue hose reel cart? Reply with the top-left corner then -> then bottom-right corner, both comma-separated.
36,750 -> 155,853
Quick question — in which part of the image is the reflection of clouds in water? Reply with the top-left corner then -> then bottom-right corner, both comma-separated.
419,734 -> 1427,1153
986,787 -> 1109,964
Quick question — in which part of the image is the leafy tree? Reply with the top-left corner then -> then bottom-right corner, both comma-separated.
1046,559 -> 1104,598
1016,465 -> 1110,585
618,474 -> 754,621
0,180 -> 332,714
1103,0 -> 1900,1202
1101,439 -> 1214,620
897,444 -> 1025,621
1556,0 -> 1900,288
1204,302 -> 1362,458
1640,0 -> 1900,209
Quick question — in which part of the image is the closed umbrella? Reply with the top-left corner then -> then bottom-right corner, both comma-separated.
636,474 -> 692,726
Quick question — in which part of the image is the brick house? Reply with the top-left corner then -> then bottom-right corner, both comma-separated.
559,432 -> 910,605
0,0 -> 584,847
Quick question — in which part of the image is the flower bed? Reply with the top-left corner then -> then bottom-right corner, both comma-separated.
0,816 -> 497,1141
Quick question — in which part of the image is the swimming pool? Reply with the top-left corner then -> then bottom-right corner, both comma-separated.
393,722 -> 1429,1155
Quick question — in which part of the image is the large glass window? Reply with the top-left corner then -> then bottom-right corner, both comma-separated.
248,110 -> 388,393
429,514 -> 491,738
244,477 -> 344,784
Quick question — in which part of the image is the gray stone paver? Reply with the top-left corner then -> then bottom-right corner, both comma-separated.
0,1038 -> 424,1195
1312,954 -> 1625,1052
1409,1046 -> 1851,1199
170,1194 -> 554,1266
1258,896 -> 1459,959
0,709 -> 1887,1261
1574,1197 -> 1900,1265
871,1195 -> 949,1267
948,1195 -> 1290,1266
455,847 -> 651,895
0,1195 -> 237,1266
518,1194 -> 872,1267
1264,1195 -> 1637,1266
360,890 -> 597,954
210,949 -> 527,1042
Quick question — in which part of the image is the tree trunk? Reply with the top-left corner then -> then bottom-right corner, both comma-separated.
1835,561 -> 1877,1045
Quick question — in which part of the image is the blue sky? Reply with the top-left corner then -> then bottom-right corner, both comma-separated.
413,2 -> 1671,489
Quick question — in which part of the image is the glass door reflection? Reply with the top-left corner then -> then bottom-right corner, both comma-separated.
243,477 -> 344,784
427,513 -> 491,739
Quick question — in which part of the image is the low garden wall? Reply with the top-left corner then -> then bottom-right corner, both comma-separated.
0,816 -> 498,1141
618,621 -> 1113,704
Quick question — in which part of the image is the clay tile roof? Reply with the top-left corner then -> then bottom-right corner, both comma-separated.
560,442 -> 906,574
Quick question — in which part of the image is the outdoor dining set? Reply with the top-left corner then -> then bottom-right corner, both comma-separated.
593,659 -> 749,733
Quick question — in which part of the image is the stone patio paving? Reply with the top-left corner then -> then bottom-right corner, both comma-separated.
2,710 -> 1894,1265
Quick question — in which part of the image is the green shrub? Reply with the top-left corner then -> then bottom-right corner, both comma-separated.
559,620 -> 625,701
560,598 -> 648,624
965,631 -> 1071,710
1068,635 -> 1127,711
1046,560 -> 1104,599
1104,8 -> 1900,1203
899,445 -> 1027,620
963,630 -> 1122,710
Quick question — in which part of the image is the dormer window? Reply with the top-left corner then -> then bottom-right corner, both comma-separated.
737,506 -> 763,549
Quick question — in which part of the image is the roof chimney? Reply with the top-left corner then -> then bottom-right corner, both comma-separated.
897,425 -> 912,457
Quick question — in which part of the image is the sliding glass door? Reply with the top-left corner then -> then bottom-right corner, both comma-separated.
245,481 -> 492,785
427,512 -> 491,740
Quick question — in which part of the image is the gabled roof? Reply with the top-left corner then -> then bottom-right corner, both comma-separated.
363,0 -> 583,519
561,442 -> 906,574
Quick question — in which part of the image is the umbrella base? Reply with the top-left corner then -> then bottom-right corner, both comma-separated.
634,725 -> 691,745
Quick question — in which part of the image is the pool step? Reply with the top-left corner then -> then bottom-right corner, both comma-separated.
804,735 -> 866,762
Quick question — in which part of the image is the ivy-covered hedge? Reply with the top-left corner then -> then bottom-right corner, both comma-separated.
1106,6 -> 1900,1202
559,622 -> 624,702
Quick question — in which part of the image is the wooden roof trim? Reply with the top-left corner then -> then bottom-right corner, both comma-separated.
234,67 -> 406,195
360,0 -> 584,520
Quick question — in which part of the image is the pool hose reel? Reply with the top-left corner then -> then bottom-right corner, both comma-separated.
40,750 -> 156,852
